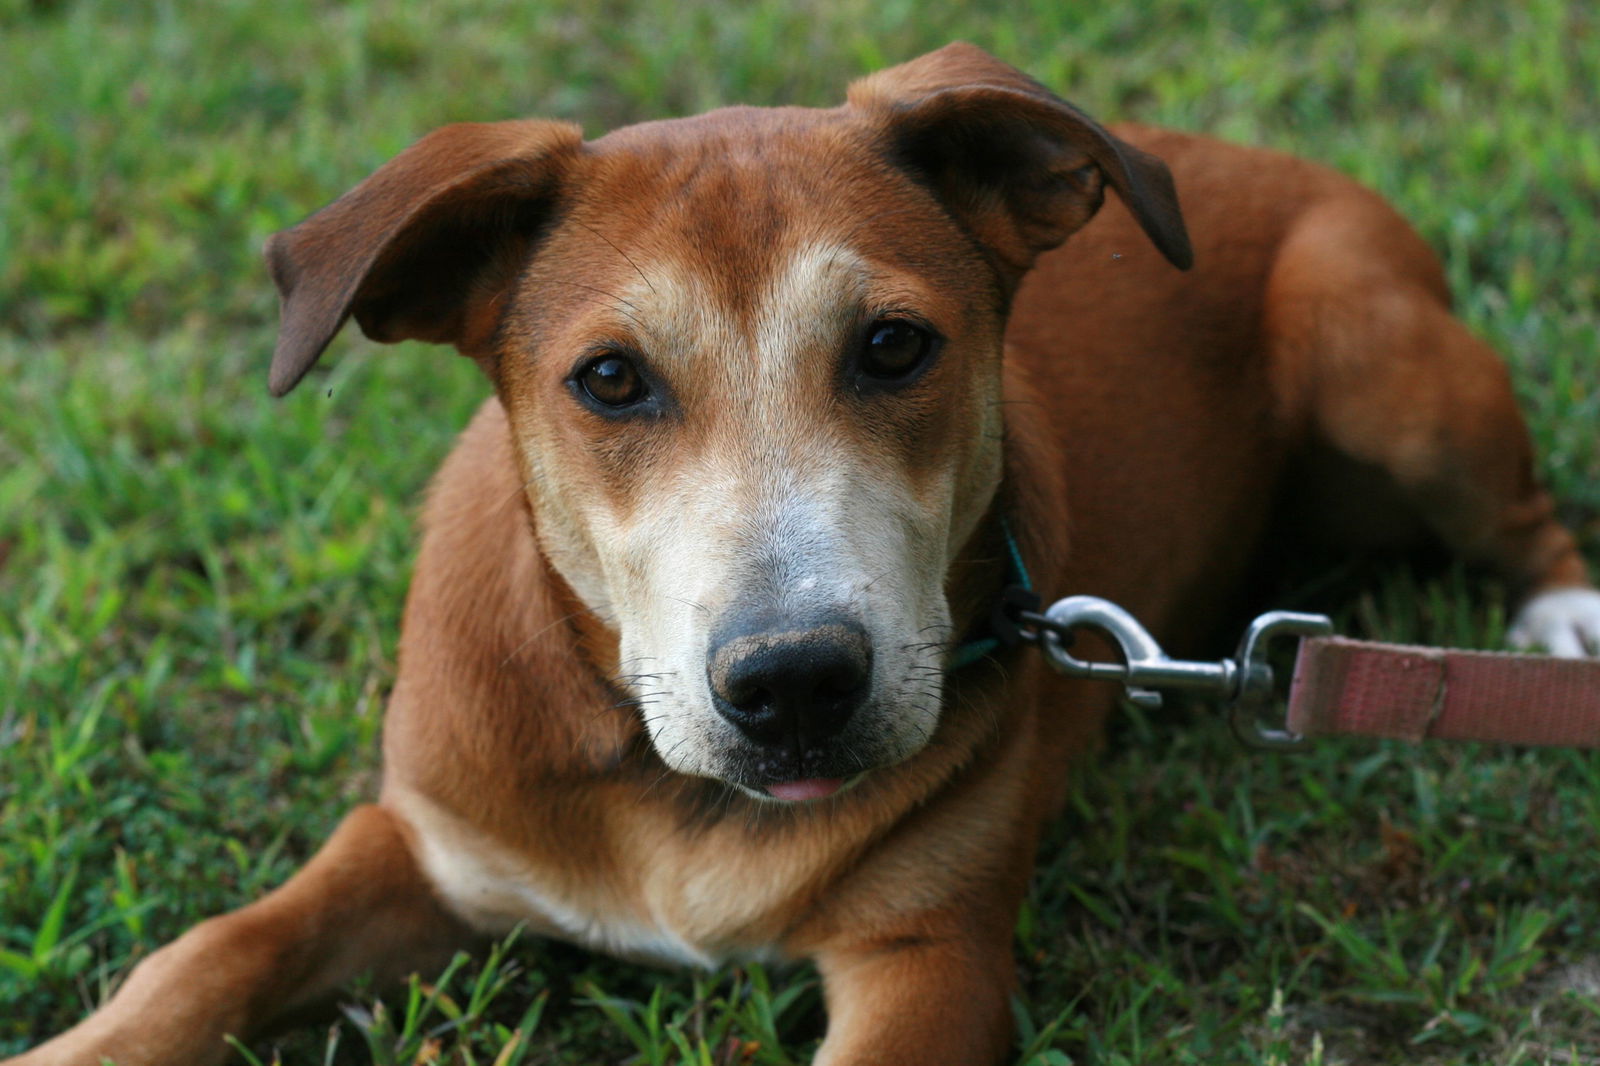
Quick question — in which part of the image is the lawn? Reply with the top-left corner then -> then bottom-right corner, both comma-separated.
1,1 -> 1598,1063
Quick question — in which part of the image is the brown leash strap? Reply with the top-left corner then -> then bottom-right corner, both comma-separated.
1287,636 -> 1600,746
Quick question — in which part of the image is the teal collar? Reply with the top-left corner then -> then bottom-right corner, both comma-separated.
947,519 -> 1036,671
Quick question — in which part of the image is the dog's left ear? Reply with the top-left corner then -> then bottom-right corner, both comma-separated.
850,43 -> 1192,277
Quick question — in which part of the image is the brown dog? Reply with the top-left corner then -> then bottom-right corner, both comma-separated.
13,43 -> 1600,1065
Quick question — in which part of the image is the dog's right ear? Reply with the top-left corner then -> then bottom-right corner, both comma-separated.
264,120 -> 582,397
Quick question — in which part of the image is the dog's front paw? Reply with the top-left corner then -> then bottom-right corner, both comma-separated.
1508,587 -> 1600,657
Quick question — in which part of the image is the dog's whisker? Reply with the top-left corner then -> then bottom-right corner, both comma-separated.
641,740 -> 698,800
543,277 -> 644,312
608,675 -> 666,688
571,218 -> 657,296
499,605 -> 610,669
542,279 -> 647,327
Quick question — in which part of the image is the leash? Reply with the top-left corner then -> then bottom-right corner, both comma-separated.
1285,637 -> 1600,746
954,526 -> 1600,749
1020,596 -> 1600,750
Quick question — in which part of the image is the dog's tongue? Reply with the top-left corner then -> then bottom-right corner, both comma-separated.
766,777 -> 845,802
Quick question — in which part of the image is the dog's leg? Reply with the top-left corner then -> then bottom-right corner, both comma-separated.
812,932 -> 1017,1066
9,804 -> 471,1066
806,896 -> 1017,1062
1266,196 -> 1600,654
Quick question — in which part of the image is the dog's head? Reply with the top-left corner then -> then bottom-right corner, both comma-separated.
265,44 -> 1189,801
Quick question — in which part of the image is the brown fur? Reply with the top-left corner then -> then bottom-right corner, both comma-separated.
11,44 -> 1592,1066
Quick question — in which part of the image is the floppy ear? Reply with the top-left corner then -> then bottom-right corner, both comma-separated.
849,42 -> 1192,277
264,119 -> 583,397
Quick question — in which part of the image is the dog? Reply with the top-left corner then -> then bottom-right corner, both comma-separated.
12,42 -> 1600,1066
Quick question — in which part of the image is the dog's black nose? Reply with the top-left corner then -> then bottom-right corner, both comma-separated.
708,617 -> 872,746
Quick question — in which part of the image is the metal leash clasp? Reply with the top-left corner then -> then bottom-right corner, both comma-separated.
1030,595 -> 1333,751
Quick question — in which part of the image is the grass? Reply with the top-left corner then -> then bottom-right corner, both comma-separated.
1,0 -> 1598,1062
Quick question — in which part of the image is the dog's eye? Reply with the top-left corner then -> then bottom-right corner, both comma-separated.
576,354 -> 647,408
859,320 -> 934,382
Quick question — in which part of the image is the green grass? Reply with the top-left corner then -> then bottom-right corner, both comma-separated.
2,1 -> 1598,1063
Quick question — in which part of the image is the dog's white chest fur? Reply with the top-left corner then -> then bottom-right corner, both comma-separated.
389,786 -> 785,969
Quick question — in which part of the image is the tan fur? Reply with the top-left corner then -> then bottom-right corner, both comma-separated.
11,43 -> 1595,1066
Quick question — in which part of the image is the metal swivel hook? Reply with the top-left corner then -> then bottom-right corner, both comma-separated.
1032,595 -> 1333,750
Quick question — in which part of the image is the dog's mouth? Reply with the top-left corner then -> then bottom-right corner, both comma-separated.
719,738 -> 885,801
717,768 -> 872,804
761,772 -> 869,803
765,777 -> 846,802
